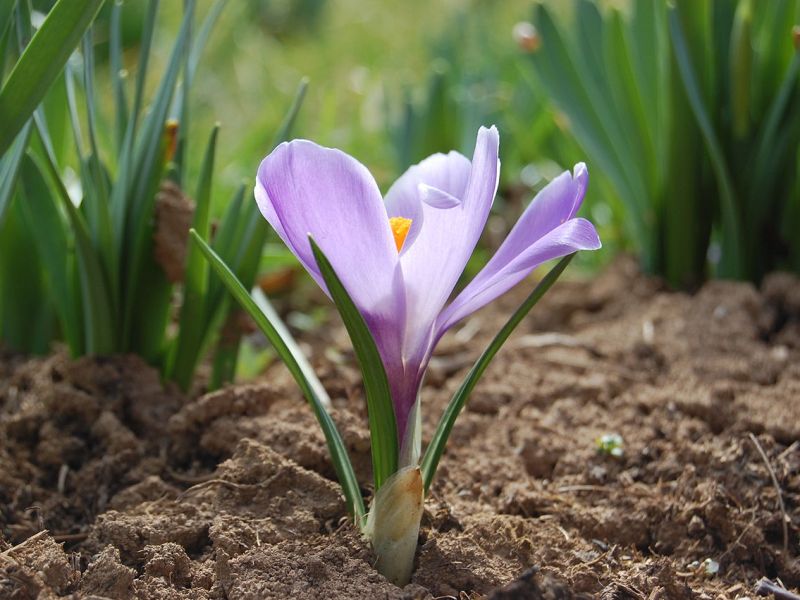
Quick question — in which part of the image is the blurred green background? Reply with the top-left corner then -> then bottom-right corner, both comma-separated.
142,0 -> 623,270
2,0 -> 798,383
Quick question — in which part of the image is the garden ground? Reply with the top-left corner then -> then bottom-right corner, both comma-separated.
1,257 -> 798,598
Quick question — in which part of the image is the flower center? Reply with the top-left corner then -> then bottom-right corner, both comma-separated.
389,217 -> 412,252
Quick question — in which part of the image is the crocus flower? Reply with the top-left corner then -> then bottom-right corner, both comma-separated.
255,126 -> 600,457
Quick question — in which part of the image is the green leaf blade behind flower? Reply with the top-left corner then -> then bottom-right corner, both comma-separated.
421,254 -> 575,493
170,125 -> 219,390
189,229 -> 365,522
668,7 -> 742,279
0,0 -> 104,155
309,237 -> 399,492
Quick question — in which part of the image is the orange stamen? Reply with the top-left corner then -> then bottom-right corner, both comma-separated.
389,217 -> 412,252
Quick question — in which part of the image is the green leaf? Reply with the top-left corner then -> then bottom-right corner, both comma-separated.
309,237 -> 398,491
0,197 -> 56,354
189,229 -> 365,521
109,0 -> 128,152
421,254 -> 575,493
668,7 -> 742,278
80,32 -> 115,289
272,77 -> 309,147
170,125 -> 219,389
0,0 -> 104,155
0,121 -> 32,226
31,137 -> 114,354
0,1 -> 16,48
17,153 -> 83,354
121,1 -> 194,349
531,5 -> 649,254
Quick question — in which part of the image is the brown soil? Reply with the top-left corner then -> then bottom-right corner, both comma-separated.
1,257 -> 798,599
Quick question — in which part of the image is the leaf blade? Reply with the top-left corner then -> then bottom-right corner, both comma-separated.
0,0 -> 104,155
421,254 -> 575,493
189,229 -> 365,521
309,237 -> 398,491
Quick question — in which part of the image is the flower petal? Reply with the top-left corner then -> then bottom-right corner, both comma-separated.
255,139 -> 405,362
398,126 -> 499,359
435,165 -> 599,335
384,150 -> 472,250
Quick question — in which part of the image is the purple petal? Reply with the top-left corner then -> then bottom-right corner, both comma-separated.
384,150 -> 471,250
435,165 -> 600,336
399,126 -> 499,357
418,183 -> 461,208
255,140 -> 406,363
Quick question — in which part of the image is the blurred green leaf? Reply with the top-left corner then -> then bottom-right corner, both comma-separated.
17,153 -> 83,354
0,121 -> 32,226
669,6 -> 742,278
31,139 -> 114,354
0,0 -> 104,155
171,125 -> 219,390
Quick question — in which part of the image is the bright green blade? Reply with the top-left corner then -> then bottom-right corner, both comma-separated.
421,255 -> 574,493
190,229 -> 365,521
0,0 -> 104,155
309,237 -> 398,491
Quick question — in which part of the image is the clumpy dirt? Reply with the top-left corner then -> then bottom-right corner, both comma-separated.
1,257 -> 798,599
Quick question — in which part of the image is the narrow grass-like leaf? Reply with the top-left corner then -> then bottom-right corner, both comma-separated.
110,0 -> 128,151
421,254 -> 574,493
80,32 -> 115,286
0,200 -> 55,354
669,8 -> 742,278
271,77 -> 309,147
122,2 -> 194,348
17,153 -> 83,354
131,0 -> 159,131
0,0 -> 104,155
63,65 -> 85,156
0,1 -> 16,47
751,52 -> 800,213
170,125 -> 219,390
31,140 -> 114,354
188,0 -> 227,84
310,237 -> 398,491
190,229 -> 365,520
0,121 -> 32,226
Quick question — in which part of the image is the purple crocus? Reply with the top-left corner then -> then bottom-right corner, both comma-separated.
255,126 -> 600,453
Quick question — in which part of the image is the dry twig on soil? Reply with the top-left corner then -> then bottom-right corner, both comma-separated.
747,433 -> 789,553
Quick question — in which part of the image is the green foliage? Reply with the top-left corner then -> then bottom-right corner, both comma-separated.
420,254 -> 575,492
190,230 -> 366,521
0,0 -> 104,157
192,233 -> 578,522
0,1 -> 303,392
530,0 -> 800,286
310,237 -> 398,491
